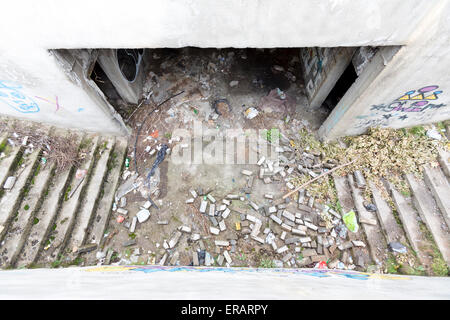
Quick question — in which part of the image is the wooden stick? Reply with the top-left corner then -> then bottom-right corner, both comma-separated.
282,159 -> 357,199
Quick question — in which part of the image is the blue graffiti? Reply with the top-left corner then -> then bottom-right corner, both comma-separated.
0,80 -> 39,113
127,266 -> 373,280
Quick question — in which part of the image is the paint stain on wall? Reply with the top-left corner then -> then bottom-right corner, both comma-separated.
355,85 -> 446,129
0,80 -> 40,113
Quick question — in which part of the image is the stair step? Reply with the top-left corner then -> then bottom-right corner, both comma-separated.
0,159 -> 55,268
38,135 -> 100,264
0,148 -> 41,242
334,175 -> 372,268
387,182 -> 434,274
15,133 -> 83,268
437,148 -> 450,178
369,180 -> 408,244
0,137 -> 23,189
423,165 -> 450,229
86,137 -> 127,249
65,137 -> 115,256
347,174 -> 387,267
406,173 -> 450,266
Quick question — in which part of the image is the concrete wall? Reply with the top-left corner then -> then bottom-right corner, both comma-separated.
0,0 -> 447,136
320,0 -> 450,139
1,266 -> 450,299
0,0 -> 438,48
0,48 -> 128,135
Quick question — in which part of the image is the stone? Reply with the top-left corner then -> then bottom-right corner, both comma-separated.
210,216 -> 218,226
291,228 -> 306,236
354,170 -> 366,188
246,214 -> 259,223
299,237 -> 312,243
199,200 -> 208,213
209,203 -> 216,216
285,237 -> 300,245
190,189 -> 198,198
215,240 -> 230,246
76,243 -> 98,253
277,245 -> 288,254
338,241 -> 353,250
250,221 -> 262,237
193,252 -> 199,266
389,241 -> 407,254
3,176 -> 16,190
219,219 -> 227,231
297,257 -> 312,267
280,231 -> 287,240
205,252 -> 213,266
264,194 -> 274,200
210,227 -> 220,235
249,201 -> 259,211
159,253 -> 168,266
217,254 -> 224,266
222,208 -> 231,219
168,231 -> 182,248
122,240 -> 136,247
282,253 -> 293,262
297,204 -> 312,213
169,251 -> 179,265
251,235 -> 265,244
281,223 -> 292,232
304,221 -> 318,231
302,249 -> 317,257
178,225 -> 191,233
359,217 -> 378,226
241,169 -> 253,176
191,233 -> 201,241
352,240 -> 366,247
185,198 -> 195,204
157,220 -> 168,225
142,201 -> 152,209
282,210 -> 296,222
268,214 -> 281,225
129,216 -> 137,232
311,255 -> 327,262
223,250 -> 232,264
117,208 -> 128,215
207,194 -> 216,203
136,209 -> 151,223
317,245 -> 323,255
268,206 -> 277,214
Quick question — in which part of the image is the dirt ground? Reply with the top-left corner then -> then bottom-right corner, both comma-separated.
85,48 -> 336,267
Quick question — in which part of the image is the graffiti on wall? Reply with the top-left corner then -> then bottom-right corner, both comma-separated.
0,80 -> 40,113
0,80 -> 86,115
84,265 -> 410,281
355,85 -> 447,129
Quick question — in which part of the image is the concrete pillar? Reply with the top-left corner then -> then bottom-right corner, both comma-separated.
318,46 -> 401,141
96,49 -> 144,104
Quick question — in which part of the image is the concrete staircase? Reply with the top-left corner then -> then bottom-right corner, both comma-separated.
0,124 -> 127,269
333,148 -> 450,275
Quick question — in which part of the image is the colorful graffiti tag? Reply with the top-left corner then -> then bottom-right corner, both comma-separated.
355,85 -> 446,129
0,80 -> 39,113
370,85 -> 445,115
84,265 -> 409,281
